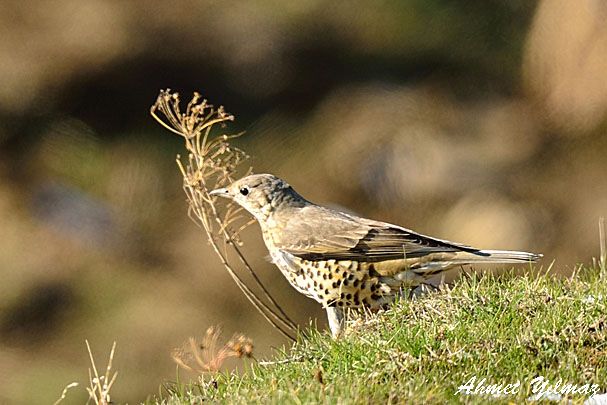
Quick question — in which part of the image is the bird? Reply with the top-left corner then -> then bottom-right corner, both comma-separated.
210,174 -> 541,337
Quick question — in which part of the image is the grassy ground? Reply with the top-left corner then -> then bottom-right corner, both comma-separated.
154,267 -> 607,404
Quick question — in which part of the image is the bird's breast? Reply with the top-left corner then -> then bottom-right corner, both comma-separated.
268,250 -> 404,309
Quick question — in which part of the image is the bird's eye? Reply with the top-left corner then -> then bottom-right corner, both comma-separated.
239,187 -> 249,196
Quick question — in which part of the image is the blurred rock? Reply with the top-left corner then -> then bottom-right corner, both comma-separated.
0,281 -> 75,343
524,0 -> 607,134
32,182 -> 115,248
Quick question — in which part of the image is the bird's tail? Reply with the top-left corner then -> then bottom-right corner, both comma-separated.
389,248 -> 542,291
396,249 -> 542,278
466,249 -> 542,264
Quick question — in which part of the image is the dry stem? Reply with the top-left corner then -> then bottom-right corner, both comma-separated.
172,326 -> 254,373
85,340 -> 117,405
151,89 -> 296,341
600,216 -> 606,279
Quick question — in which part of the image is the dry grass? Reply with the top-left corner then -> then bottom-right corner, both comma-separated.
600,217 -> 606,279
85,340 -> 118,405
593,217 -> 606,280
150,90 -> 297,341
171,326 -> 254,374
52,341 -> 117,405
52,382 -> 79,405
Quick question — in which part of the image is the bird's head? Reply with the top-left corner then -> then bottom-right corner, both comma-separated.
210,173 -> 307,221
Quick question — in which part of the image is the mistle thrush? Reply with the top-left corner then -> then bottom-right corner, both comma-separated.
210,174 -> 541,337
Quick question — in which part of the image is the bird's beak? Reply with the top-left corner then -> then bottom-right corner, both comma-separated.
209,187 -> 230,197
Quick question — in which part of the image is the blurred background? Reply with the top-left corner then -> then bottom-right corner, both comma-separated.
1,0 -> 606,402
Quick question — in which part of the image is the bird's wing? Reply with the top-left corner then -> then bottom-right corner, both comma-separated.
271,205 -> 482,262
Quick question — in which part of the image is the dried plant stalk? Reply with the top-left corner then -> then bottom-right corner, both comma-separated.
600,216 -> 606,279
85,340 -> 117,405
172,326 -> 254,373
150,89 -> 297,341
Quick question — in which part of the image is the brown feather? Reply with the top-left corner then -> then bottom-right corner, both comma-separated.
269,205 -> 483,262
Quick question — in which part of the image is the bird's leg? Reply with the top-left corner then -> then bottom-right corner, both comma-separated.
326,306 -> 345,338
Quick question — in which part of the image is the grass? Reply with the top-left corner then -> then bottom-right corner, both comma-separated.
151,267 -> 607,404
